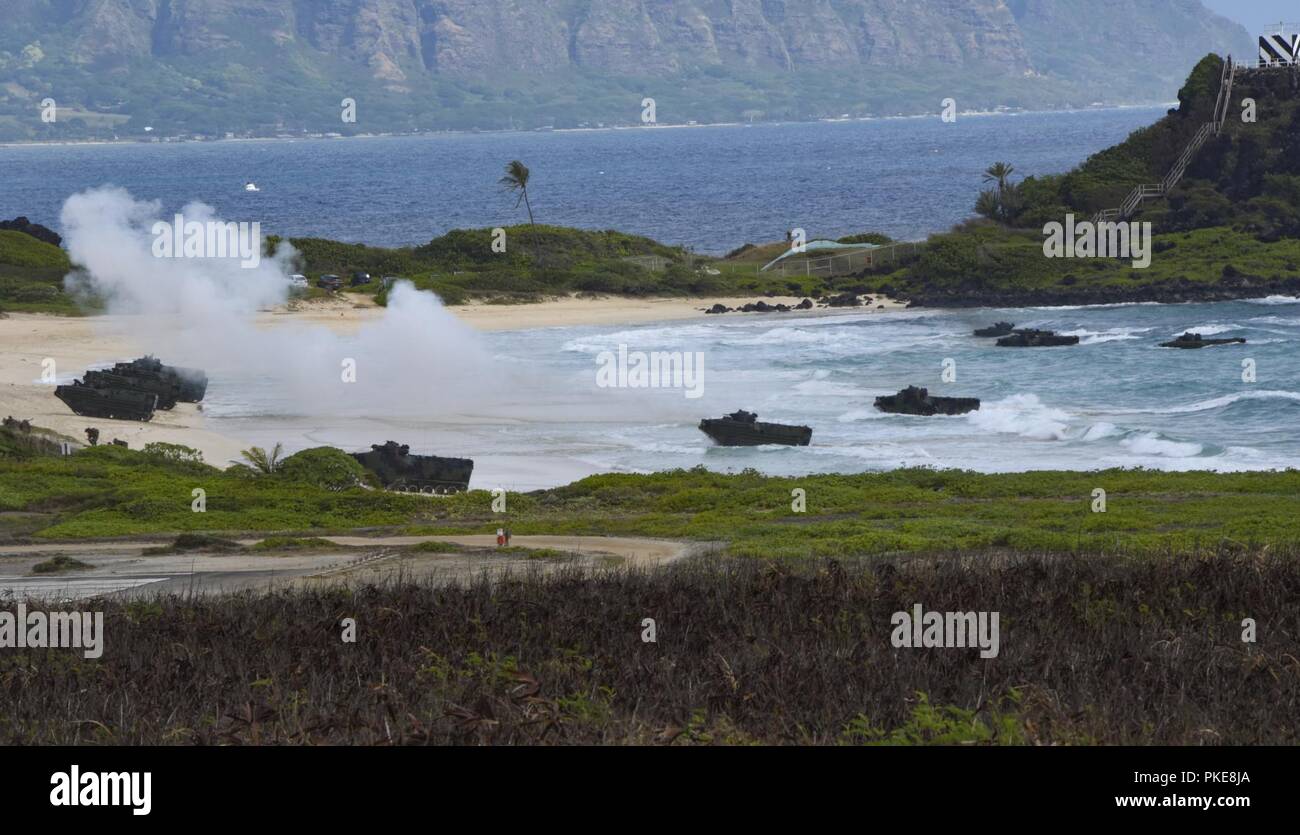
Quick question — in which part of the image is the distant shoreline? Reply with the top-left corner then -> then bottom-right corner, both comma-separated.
0,102 -> 1173,150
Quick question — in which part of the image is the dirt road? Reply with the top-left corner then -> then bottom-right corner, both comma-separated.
0,534 -> 712,600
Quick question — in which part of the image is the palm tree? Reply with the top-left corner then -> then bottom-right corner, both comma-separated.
983,162 -> 1015,193
232,443 -> 283,475
977,162 -> 1022,224
974,188 -> 1002,221
500,160 -> 535,225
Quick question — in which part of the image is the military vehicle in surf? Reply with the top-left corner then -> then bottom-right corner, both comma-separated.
54,383 -> 158,421
113,356 -> 208,402
973,322 -> 1015,337
996,328 -> 1080,347
874,386 -> 981,416
698,410 -> 812,447
350,441 -> 474,494
82,369 -> 181,410
1159,332 -> 1247,349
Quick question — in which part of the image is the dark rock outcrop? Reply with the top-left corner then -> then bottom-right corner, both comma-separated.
823,292 -> 863,308
706,298 -> 814,315
0,217 -> 61,247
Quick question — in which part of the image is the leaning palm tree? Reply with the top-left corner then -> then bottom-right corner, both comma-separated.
232,443 -> 283,475
982,162 -> 1015,193
499,160 -> 535,225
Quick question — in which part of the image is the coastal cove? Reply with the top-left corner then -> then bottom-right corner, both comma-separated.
6,294 -> 1297,490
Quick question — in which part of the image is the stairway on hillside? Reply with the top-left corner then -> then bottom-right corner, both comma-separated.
1090,56 -> 1265,224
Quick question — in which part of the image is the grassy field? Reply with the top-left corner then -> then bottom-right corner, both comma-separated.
3,445 -> 1298,559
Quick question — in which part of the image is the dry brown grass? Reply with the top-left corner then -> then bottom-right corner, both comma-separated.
1,548 -> 1296,745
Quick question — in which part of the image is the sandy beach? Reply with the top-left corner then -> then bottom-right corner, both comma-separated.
449,294 -> 903,330
1,293 -> 903,465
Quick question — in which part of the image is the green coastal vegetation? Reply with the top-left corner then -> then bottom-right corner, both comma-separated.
3,441 -> 1297,558
856,55 -> 1300,305
0,228 -> 82,314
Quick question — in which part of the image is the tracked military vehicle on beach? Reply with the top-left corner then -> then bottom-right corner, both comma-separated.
83,369 -> 181,410
54,383 -> 158,421
350,441 -> 474,494
874,386 -> 981,416
698,411 -> 812,447
114,356 -> 208,402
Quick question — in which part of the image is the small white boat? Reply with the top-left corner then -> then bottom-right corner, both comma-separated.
244,182 -> 260,192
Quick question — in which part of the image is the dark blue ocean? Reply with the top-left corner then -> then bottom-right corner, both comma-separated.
0,108 -> 1164,253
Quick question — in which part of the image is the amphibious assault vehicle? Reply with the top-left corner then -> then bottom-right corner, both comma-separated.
350,441 -> 474,494
698,410 -> 812,447
974,322 -> 1015,337
82,369 -> 181,410
874,386 -> 981,416
996,329 -> 1080,347
54,384 -> 158,421
1159,332 -> 1247,349
114,356 -> 207,402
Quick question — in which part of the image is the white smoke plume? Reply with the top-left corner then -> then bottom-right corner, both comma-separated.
59,187 -> 502,419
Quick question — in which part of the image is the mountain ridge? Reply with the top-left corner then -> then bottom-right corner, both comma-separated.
0,0 -> 1254,139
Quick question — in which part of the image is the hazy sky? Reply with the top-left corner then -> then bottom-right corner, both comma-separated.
1200,0 -> 1296,35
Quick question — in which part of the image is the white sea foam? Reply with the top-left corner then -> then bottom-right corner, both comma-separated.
1160,390 -> 1300,414
1248,315 -> 1300,327
966,395 -> 1072,441
837,408 -> 890,423
1081,422 -> 1122,441
1121,432 -> 1203,458
1059,326 -> 1151,345
793,379 -> 870,397
1172,323 -> 1237,337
